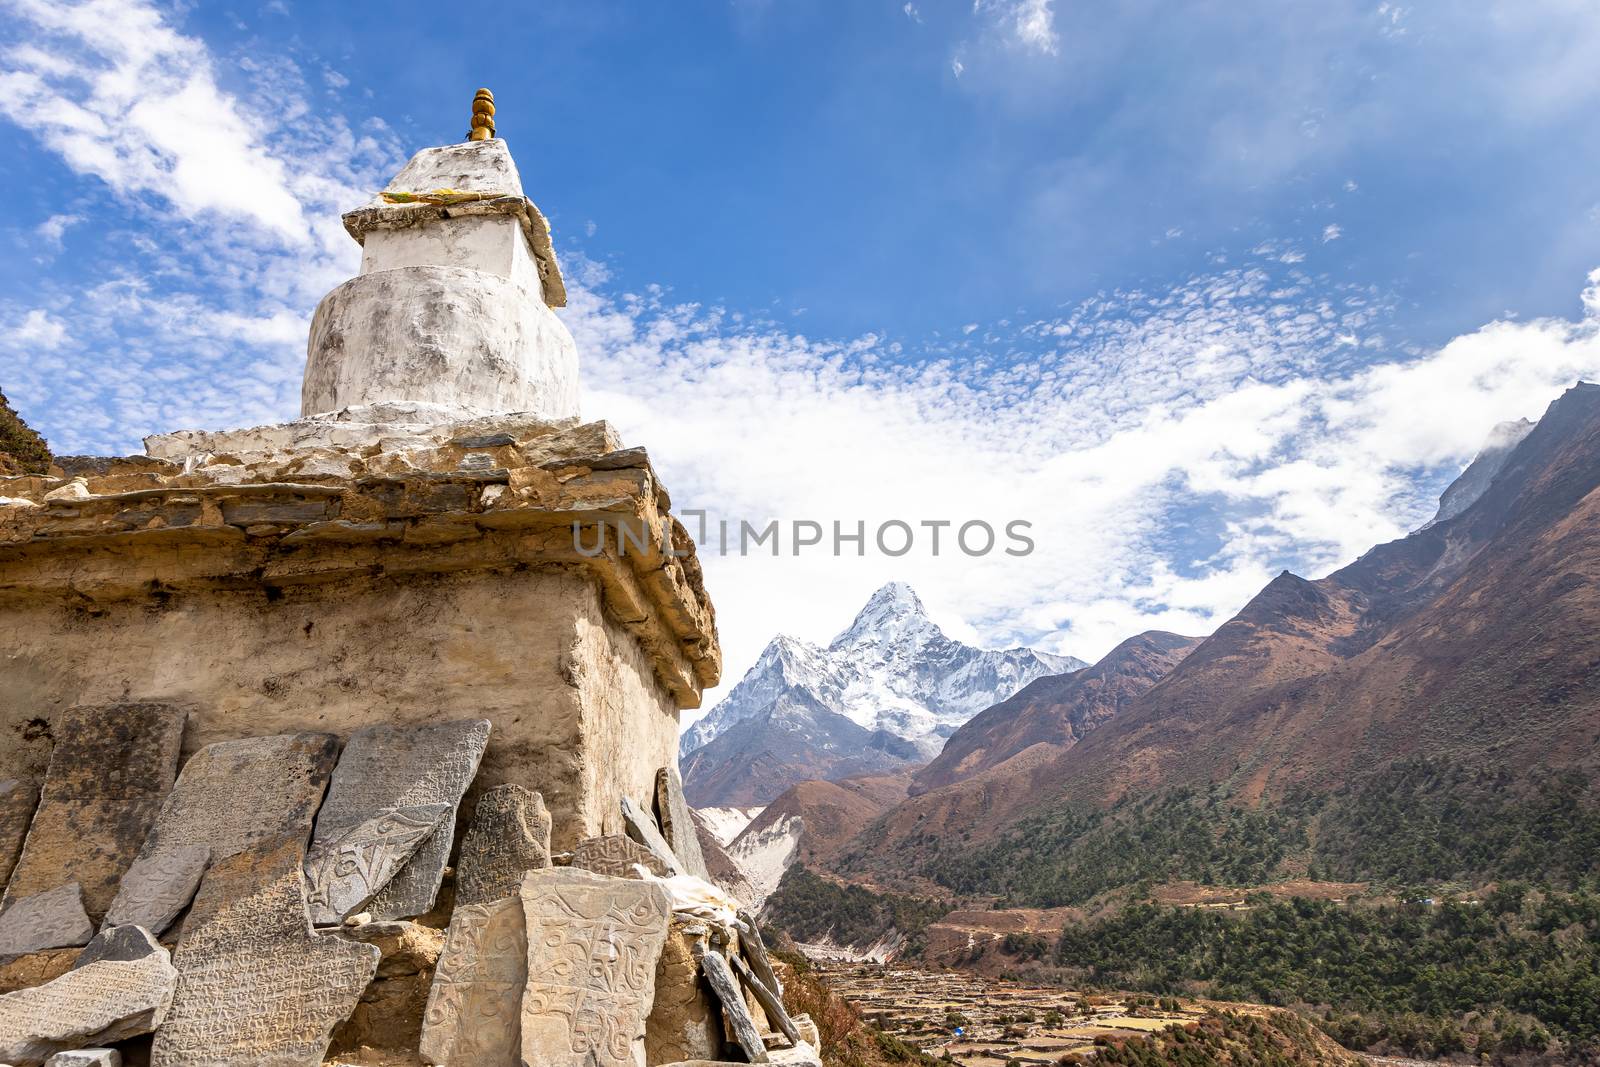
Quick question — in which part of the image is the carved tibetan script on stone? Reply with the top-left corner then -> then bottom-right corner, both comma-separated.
454,784 -> 551,906
306,719 -> 490,923
419,895 -> 526,1066
150,837 -> 379,1067
571,834 -> 670,879
519,867 -> 671,1067
304,803 -> 448,922
106,732 -> 338,936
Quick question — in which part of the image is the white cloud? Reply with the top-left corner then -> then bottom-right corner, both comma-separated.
903,3 -> 922,23
35,213 -> 83,248
951,56 -> 965,78
11,309 -> 68,350
1322,223 -> 1343,242
974,0 -> 1059,55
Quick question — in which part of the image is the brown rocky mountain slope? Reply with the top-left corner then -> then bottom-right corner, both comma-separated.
734,770 -> 914,869
909,631 -> 1201,795
833,382 -> 1600,874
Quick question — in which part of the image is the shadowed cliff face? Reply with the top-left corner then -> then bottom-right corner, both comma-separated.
838,382 -> 1600,877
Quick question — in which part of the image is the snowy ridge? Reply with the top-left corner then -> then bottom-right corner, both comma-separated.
683,582 -> 1083,758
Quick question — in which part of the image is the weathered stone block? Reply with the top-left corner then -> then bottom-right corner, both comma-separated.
0,883 -> 93,958
655,767 -> 710,882
151,838 -> 380,1067
100,845 -> 207,936
1,704 -> 185,922
306,720 -> 490,923
105,732 -> 337,937
419,896 -> 525,1065
695,945 -> 769,1064
519,867 -> 671,1067
454,784 -> 551,907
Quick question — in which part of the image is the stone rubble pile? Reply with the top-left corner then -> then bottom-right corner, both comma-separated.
0,704 -> 818,1067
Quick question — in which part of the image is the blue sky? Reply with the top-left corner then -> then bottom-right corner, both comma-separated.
3,0 -> 1600,708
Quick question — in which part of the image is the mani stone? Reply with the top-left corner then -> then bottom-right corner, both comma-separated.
418,895 -> 525,1066
104,732 -> 338,937
693,946 -> 768,1064
99,846 -> 207,936
519,867 -> 672,1067
1,704 -> 185,922
454,784 -> 551,906
619,796 -> 684,877
0,883 -> 94,958
0,779 -> 38,890
571,835 -> 671,880
73,925 -> 162,970
0,916 -> 177,1065
654,768 -> 710,881
45,1050 -> 122,1066
304,803 -> 450,922
306,719 -> 490,924
150,837 -> 380,1067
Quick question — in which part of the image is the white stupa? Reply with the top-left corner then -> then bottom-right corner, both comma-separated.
301,89 -> 578,422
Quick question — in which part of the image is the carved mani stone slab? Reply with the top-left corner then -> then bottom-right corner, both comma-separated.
0,778 -> 38,891
2,704 -> 185,922
304,803 -> 449,922
104,732 -> 338,937
306,719 -> 490,923
571,834 -> 671,879
619,796 -> 685,877
151,837 -> 380,1067
519,867 -> 672,1067
44,1049 -> 122,1066
0,881 -> 94,958
100,846 -> 208,936
454,784 -> 552,906
419,895 -> 526,1065
655,767 -> 710,881
0,917 -> 177,1064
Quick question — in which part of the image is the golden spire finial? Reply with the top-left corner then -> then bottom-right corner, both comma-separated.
467,88 -> 496,141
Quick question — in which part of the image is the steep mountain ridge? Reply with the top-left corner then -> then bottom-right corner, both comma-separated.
681,582 -> 1082,805
834,383 -> 1600,881
910,630 -> 1202,794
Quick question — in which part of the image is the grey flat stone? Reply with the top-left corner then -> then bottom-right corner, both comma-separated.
0,779 -> 38,891
695,946 -> 768,1063
0,882 -> 94,958
571,834 -> 671,879
307,720 -> 490,922
419,895 -> 525,1065
304,803 -> 450,923
0,922 -> 176,1064
619,796 -> 684,877
72,924 -> 162,970
99,845 -> 208,936
654,767 -> 710,881
519,867 -> 671,1067
1,704 -> 186,922
455,784 -> 551,907
150,837 -> 380,1067
104,732 -> 339,937
45,1050 -> 122,1067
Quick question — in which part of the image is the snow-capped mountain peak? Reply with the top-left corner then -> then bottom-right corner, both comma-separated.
830,581 -> 936,649
680,583 -> 1088,805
